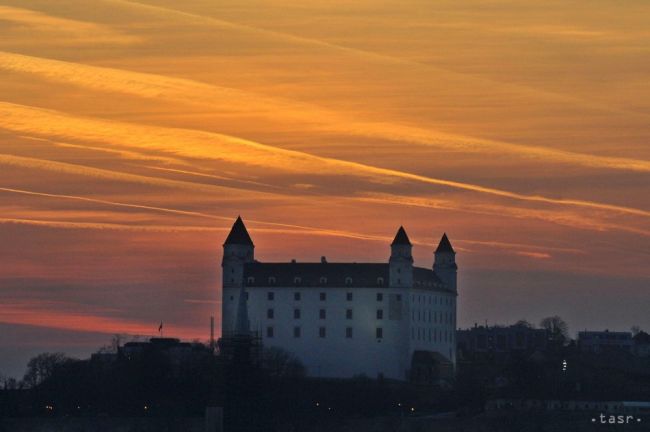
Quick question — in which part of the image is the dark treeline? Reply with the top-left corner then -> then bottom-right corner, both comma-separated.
0,344 -> 455,431
1,324 -> 649,431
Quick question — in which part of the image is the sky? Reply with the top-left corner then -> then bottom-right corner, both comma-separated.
0,0 -> 649,379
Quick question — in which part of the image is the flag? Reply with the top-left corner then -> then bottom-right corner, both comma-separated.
158,321 -> 163,332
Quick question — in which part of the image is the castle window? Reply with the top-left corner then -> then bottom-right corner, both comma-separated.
376,328 -> 383,339
346,309 -> 353,320
377,277 -> 384,287
267,308 -> 274,319
294,292 -> 301,301
346,292 -> 353,301
376,293 -> 383,302
345,277 -> 353,286
247,276 -> 255,285
267,291 -> 274,301
294,308 -> 301,319
268,277 -> 276,285
376,309 -> 383,320
293,327 -> 301,338
294,277 -> 302,285
266,326 -> 274,338
320,277 -> 327,285
319,309 -> 326,319
319,327 -> 326,338
346,327 -> 353,338
230,295 -> 234,301
320,292 -> 326,301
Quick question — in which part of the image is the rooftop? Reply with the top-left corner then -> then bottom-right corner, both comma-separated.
242,261 -> 451,292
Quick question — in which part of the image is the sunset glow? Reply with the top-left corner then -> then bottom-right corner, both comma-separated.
0,0 -> 649,378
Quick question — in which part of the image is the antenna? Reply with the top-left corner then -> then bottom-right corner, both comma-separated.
210,316 -> 215,351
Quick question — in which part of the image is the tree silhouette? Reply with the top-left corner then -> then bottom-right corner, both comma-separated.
22,352 -> 74,388
540,316 -> 569,345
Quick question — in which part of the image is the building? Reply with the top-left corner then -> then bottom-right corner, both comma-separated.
119,337 -> 213,371
457,322 -> 548,359
578,330 -> 634,354
220,217 -> 458,381
633,331 -> 650,357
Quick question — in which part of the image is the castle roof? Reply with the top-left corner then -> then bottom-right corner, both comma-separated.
242,262 -> 451,292
391,226 -> 412,246
435,233 -> 455,254
224,216 -> 254,246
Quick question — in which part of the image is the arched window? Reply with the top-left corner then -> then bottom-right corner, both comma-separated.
376,277 -> 384,286
294,276 -> 302,286
345,277 -> 353,286
268,276 -> 276,285
320,276 -> 328,285
247,276 -> 255,285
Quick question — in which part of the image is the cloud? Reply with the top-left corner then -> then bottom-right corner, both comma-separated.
0,300 -> 202,339
1,102 -> 647,219
357,194 -> 650,236
0,6 -> 139,46
2,51 -> 648,173
515,251 -> 552,259
0,153 -> 271,197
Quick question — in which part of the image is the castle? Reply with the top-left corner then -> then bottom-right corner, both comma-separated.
220,217 -> 458,381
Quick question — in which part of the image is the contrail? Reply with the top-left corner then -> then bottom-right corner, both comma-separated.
0,187 -> 388,241
110,0 -> 650,119
2,51 -> 649,173
1,102 -> 648,218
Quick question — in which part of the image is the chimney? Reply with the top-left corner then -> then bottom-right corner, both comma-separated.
321,256 -> 327,264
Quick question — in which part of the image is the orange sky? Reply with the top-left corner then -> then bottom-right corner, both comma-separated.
0,0 -> 649,378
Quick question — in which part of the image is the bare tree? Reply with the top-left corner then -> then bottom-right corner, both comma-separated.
514,320 -> 534,328
631,326 -> 642,336
262,347 -> 305,378
0,372 -> 18,390
540,316 -> 569,344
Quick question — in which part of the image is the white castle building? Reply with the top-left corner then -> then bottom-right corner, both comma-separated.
220,217 -> 458,381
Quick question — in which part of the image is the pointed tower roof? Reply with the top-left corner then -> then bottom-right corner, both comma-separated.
435,233 -> 455,253
391,226 -> 412,246
224,216 -> 254,246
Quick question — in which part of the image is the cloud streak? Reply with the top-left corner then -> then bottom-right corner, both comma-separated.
1,102 -> 647,219
2,51 -> 648,173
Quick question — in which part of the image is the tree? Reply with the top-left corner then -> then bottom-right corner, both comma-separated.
0,372 -> 19,390
22,353 -> 74,388
97,334 -> 126,354
514,320 -> 534,328
262,347 -> 305,378
540,316 -> 569,345
631,326 -> 642,336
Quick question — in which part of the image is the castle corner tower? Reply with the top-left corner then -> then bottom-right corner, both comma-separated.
222,216 -> 254,335
433,233 -> 457,292
389,226 -> 414,288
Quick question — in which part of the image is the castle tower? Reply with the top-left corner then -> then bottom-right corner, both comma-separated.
433,233 -> 457,292
389,226 -> 414,288
222,216 -> 254,335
